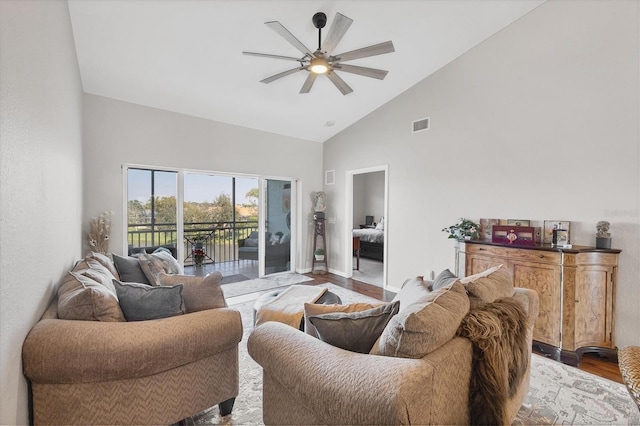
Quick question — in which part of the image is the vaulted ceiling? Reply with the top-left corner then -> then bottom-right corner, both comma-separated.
68,0 -> 544,142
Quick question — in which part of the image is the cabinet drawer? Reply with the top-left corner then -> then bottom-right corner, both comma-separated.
568,252 -> 619,267
466,244 -> 561,264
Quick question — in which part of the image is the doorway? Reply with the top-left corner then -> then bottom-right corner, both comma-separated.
345,165 -> 388,288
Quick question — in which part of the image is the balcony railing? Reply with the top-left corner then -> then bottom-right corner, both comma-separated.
127,221 -> 258,265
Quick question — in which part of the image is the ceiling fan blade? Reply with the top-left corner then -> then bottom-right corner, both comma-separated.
299,73 -> 317,94
260,67 -> 304,84
334,64 -> 389,80
321,12 -> 353,54
243,51 -> 303,62
326,71 -> 353,95
333,40 -> 395,62
265,21 -> 314,57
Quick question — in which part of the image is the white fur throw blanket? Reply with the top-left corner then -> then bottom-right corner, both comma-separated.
255,285 -> 327,329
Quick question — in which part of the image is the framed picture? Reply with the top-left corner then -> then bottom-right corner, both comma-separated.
479,218 -> 499,240
554,229 -> 570,247
543,220 -> 571,244
507,219 -> 530,227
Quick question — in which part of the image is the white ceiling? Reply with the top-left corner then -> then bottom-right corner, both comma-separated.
68,0 -> 544,142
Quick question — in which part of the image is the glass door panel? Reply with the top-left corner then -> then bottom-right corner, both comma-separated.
126,168 -> 178,255
263,179 -> 293,275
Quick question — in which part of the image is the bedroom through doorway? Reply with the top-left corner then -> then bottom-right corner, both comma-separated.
346,166 -> 387,288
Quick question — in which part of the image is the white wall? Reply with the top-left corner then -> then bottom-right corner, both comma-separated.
353,171 -> 385,227
82,94 -> 323,270
323,0 -> 640,347
0,1 -> 83,424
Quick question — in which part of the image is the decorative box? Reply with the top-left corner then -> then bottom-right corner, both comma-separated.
491,225 -> 540,246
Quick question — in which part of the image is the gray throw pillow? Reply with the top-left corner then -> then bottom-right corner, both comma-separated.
308,301 -> 400,353
113,280 -> 185,321
112,253 -> 150,284
431,269 -> 458,291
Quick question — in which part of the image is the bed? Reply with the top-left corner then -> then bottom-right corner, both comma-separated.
352,228 -> 384,261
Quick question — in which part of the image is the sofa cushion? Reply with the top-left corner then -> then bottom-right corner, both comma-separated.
372,281 -> 470,358
74,267 -> 118,295
308,301 -> 400,354
85,251 -> 120,279
156,272 -> 227,312
460,264 -> 514,305
57,271 -> 125,322
431,268 -> 458,291
244,237 -> 258,247
112,253 -> 150,284
113,280 -> 186,321
303,301 -> 386,337
137,251 -> 183,285
391,276 -> 431,313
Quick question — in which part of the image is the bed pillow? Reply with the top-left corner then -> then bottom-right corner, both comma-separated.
308,301 -> 400,353
156,271 -> 227,312
113,280 -> 185,321
303,301 -> 386,336
112,253 -> 150,284
372,281 -> 470,358
375,217 -> 385,231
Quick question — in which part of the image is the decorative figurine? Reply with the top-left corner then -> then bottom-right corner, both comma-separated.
313,191 -> 326,219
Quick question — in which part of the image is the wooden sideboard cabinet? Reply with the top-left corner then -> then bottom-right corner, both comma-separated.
463,241 -> 621,366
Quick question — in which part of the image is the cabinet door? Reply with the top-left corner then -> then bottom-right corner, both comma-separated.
574,266 -> 615,349
512,260 -> 562,347
466,254 -> 504,276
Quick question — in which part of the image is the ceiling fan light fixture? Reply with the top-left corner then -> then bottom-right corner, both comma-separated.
309,57 -> 329,74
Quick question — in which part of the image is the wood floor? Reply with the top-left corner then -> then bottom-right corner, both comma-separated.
304,272 -> 624,385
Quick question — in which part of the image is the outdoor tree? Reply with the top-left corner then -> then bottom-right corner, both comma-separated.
127,200 -> 147,224
153,196 -> 177,226
245,187 -> 259,207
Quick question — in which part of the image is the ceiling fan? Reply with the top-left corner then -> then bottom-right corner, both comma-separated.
243,12 -> 395,95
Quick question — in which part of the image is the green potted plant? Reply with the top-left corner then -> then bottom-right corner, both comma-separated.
442,218 -> 480,241
314,248 -> 325,261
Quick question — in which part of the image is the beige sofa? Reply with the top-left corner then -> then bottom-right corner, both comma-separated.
22,252 -> 242,425
248,265 -> 539,425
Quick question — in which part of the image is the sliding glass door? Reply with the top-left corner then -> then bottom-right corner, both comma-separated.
125,166 -> 295,279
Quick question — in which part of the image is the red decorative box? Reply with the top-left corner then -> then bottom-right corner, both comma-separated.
491,225 -> 540,246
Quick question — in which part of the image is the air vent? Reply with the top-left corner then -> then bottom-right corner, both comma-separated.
412,117 -> 430,133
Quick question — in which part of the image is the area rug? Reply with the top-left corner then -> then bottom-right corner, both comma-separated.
220,274 -> 249,284
179,283 -> 639,425
220,273 -> 314,299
